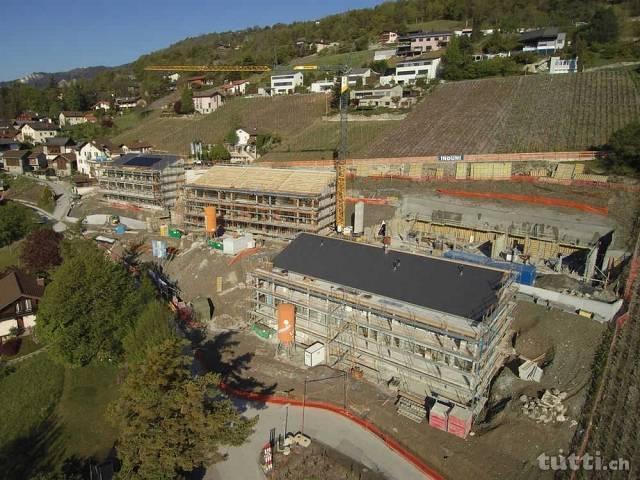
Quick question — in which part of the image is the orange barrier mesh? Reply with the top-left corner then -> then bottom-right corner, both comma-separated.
217,381 -> 445,480
436,189 -> 609,216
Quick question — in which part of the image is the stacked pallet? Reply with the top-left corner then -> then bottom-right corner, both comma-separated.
447,406 -> 473,438
553,163 -> 575,179
396,395 -> 426,423
429,402 -> 450,431
455,163 -> 469,180
573,173 -> 608,183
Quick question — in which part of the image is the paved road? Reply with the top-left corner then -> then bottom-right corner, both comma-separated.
12,178 -> 73,232
205,400 -> 430,480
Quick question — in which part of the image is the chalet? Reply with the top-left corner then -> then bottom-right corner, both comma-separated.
26,148 -> 47,171
59,111 -> 88,127
16,112 -> 40,122
1,150 -> 30,174
19,122 -> 58,144
235,127 -> 266,146
397,31 -> 452,56
193,89 -> 225,114
48,152 -> 77,177
93,100 -> 111,111
44,137 -> 76,159
379,31 -> 399,44
76,140 -> 114,176
0,269 -> 45,341
270,72 -> 304,95
346,68 -> 374,87
519,28 -> 566,54
222,79 -> 250,96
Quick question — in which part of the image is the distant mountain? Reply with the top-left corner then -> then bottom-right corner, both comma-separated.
1,66 -> 114,88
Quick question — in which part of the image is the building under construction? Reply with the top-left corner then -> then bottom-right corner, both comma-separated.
250,233 -> 516,420
183,166 -> 337,237
98,153 -> 185,208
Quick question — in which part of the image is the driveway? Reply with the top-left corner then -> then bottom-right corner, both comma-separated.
205,400 -> 431,480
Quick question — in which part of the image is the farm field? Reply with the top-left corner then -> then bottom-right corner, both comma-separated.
112,94 -> 327,156
362,70 -> 640,158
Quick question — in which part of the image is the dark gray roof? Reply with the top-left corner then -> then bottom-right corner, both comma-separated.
520,27 -> 560,42
45,136 -> 75,146
273,234 -> 507,320
110,153 -> 181,170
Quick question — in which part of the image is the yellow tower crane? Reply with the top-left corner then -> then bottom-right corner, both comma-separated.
144,63 -> 351,231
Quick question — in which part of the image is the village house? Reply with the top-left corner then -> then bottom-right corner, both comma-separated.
0,269 -> 45,342
93,100 -> 111,111
48,152 -> 77,177
380,56 -> 442,85
270,72 -> 304,95
397,31 -> 452,56
519,27 -> 566,54
222,79 -> 250,96
379,31 -> 399,44
75,140 -> 114,176
0,138 -> 20,152
120,141 -> 153,154
16,112 -> 40,123
43,137 -> 76,159
310,79 -> 335,93
193,89 -> 225,114
26,148 -> 47,172
1,150 -> 30,174
59,111 -> 88,127
346,68 -> 375,87
350,84 -> 415,109
18,122 -> 58,144
115,96 -> 145,110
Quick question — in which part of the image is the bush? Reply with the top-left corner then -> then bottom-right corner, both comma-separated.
0,338 -> 22,357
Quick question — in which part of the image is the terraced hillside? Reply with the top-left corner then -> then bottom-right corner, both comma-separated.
362,70 -> 640,157
112,94 -> 327,156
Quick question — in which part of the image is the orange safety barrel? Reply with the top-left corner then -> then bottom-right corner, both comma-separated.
277,303 -> 295,344
204,206 -> 217,233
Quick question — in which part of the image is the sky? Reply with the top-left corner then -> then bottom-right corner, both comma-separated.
0,0 -> 386,82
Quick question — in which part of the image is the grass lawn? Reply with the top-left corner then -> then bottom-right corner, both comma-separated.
0,241 -> 22,270
0,353 -> 120,478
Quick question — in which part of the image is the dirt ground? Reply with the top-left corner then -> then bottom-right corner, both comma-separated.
194,295 -> 604,480
70,191 -> 156,222
270,441 -> 387,480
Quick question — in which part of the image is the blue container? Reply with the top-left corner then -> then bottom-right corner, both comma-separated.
442,250 -> 536,286
114,224 -> 127,235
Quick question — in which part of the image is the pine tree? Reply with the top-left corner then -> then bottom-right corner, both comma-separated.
180,88 -> 194,114
110,339 -> 256,479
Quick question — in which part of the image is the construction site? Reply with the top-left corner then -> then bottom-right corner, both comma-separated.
181,165 -> 337,237
249,233 -> 517,433
98,153 -> 185,209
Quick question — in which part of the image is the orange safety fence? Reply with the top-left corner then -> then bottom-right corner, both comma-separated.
217,380 -> 445,480
227,247 -> 261,266
436,189 -> 609,216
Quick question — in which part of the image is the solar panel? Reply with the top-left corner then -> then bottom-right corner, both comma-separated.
124,156 -> 162,167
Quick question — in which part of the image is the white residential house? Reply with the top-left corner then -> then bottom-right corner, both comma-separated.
59,111 -> 88,127
93,100 -> 111,112
193,89 -> 225,114
346,68 -> 374,87
270,72 -> 304,95
520,28 -> 566,54
310,79 -> 335,93
314,41 -> 340,53
379,31 -> 399,44
76,141 -> 112,177
549,56 -> 579,74
115,96 -> 145,110
380,57 -> 442,86
222,80 -> 250,96
165,73 -> 180,83
350,85 -> 413,109
43,137 -> 76,160
18,123 -> 58,144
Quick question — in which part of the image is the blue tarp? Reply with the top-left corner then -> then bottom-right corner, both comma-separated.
114,224 -> 127,235
442,250 -> 537,286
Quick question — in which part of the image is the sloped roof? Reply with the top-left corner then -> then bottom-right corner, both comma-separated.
45,136 -> 75,146
22,122 -> 58,132
0,269 -> 45,311
61,111 -> 86,118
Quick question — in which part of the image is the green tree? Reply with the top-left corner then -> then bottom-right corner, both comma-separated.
0,201 -> 35,247
180,88 -> 194,114
208,143 -> 231,161
36,240 -> 146,365
584,8 -> 619,44
123,301 -> 177,364
604,121 -> 640,172
109,339 -> 256,479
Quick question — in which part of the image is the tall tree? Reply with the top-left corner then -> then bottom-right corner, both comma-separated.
19,228 -> 63,274
122,301 -> 177,364
0,201 -> 35,247
109,339 -> 256,479
180,88 -> 194,114
605,121 -> 640,172
36,240 -> 145,365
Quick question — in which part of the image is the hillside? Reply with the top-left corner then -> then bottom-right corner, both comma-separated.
361,70 -> 640,157
112,94 -> 328,155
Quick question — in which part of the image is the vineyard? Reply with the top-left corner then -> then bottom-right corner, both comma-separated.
565,237 -> 640,480
112,94 -> 327,156
362,70 -> 640,158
